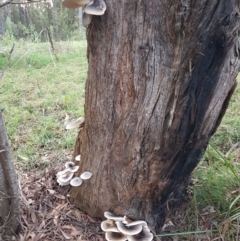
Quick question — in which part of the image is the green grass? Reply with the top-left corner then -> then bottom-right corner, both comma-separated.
188,78 -> 240,239
210,84 -> 240,152
0,38 -> 87,169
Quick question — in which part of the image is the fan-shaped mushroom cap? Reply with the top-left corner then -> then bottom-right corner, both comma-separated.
115,221 -> 142,235
126,220 -> 147,227
75,155 -> 81,161
70,177 -> 83,187
56,168 -> 69,178
127,225 -> 153,241
84,0 -> 106,15
57,178 -> 71,186
65,161 -> 79,172
105,231 -> 127,241
122,215 -> 132,224
101,219 -> 119,232
82,12 -> 92,28
80,171 -> 92,180
65,161 -> 75,169
62,0 -> 90,9
57,171 -> 74,186
70,165 -> 79,172
104,212 -> 124,221
66,117 -> 85,130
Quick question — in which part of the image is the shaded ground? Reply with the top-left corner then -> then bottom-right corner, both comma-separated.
15,151 -> 240,241
18,151 -> 104,241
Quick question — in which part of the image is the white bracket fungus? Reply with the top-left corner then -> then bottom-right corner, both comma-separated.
101,219 -> 119,232
80,171 -> 92,180
56,162 -> 92,188
75,155 -> 81,161
56,168 -> 70,178
104,212 -> 124,221
127,226 -> 153,241
126,220 -> 147,227
70,177 -> 83,187
62,0 -> 106,28
84,0 -> 106,15
56,162 -> 79,186
101,212 -> 153,241
115,221 -> 142,235
57,171 -> 74,186
65,161 -> 80,172
65,117 -> 85,130
106,232 -> 128,241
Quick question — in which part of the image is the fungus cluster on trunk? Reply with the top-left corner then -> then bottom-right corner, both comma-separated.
57,116 -> 92,187
62,0 -> 106,28
101,212 -> 153,241
56,161 -> 78,186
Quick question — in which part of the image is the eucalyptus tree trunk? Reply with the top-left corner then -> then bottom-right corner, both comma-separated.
0,110 -> 20,238
70,0 -> 240,231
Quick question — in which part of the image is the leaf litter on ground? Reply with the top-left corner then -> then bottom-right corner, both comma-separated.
14,159 -> 240,241
18,165 -> 104,241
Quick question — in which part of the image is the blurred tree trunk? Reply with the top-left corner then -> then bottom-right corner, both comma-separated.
18,5 -> 25,26
0,110 -> 20,238
0,9 -> 4,36
52,0 -> 60,41
71,0 -> 240,231
25,5 -> 30,29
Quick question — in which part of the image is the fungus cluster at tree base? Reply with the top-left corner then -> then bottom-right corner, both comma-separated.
101,212 -> 153,241
56,161 -> 92,187
61,0 -> 106,28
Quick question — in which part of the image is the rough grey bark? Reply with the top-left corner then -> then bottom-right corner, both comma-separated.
0,110 -> 20,238
71,0 -> 240,231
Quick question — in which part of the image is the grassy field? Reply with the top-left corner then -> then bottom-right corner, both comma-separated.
0,39 -> 87,170
1,37 -> 240,239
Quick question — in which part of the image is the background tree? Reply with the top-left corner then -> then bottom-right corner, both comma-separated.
0,109 -> 20,239
0,0 -> 80,41
70,0 -> 240,231
0,44 -> 20,239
